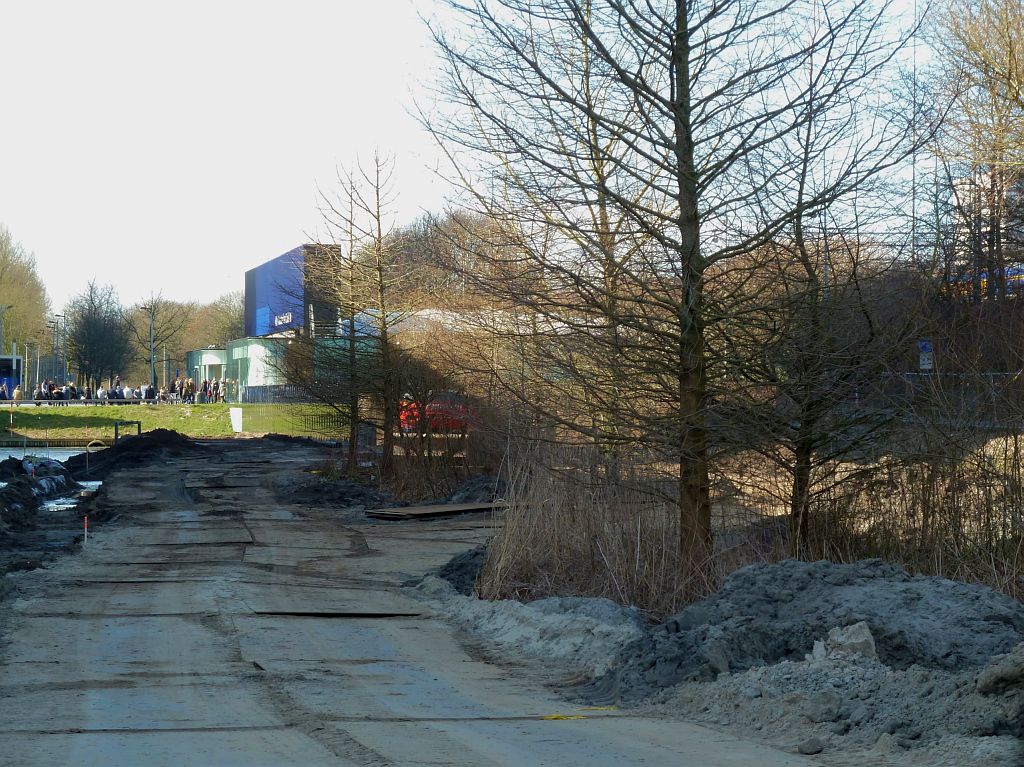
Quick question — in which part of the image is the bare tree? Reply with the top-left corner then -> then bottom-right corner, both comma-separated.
307,154 -> 422,477
425,0 -> 922,578
925,0 -> 1024,300
126,293 -> 193,386
66,281 -> 133,389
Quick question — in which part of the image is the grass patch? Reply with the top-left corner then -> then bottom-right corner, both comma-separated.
0,403 -> 349,441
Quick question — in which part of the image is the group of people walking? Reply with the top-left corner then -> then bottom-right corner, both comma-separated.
169,377 -> 227,404
96,376 -> 155,402
0,375 -> 232,405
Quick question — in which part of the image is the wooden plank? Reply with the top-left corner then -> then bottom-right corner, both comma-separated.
365,501 -> 503,520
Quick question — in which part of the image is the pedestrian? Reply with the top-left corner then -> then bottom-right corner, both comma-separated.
12,385 -> 22,403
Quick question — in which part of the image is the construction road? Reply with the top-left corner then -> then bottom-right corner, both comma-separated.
0,439 -> 819,766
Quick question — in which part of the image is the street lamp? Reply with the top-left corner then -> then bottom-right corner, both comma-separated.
53,314 -> 66,383
0,304 -> 12,355
140,306 -> 155,391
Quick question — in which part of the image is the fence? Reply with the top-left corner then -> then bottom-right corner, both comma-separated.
235,403 -> 345,440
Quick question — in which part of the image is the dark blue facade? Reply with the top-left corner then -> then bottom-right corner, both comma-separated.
244,248 -> 306,337
0,355 -> 22,397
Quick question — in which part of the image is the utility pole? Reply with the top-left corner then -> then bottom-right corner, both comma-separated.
46,320 -> 56,384
53,314 -> 66,383
140,305 -> 155,390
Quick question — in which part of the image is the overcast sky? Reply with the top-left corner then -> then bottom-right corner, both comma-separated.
0,1 -> 450,313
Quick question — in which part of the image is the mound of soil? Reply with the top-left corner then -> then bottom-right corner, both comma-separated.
653,649 -> 1024,762
445,475 -> 506,504
606,559 -> 1024,700
282,476 -> 397,510
0,457 -> 23,479
434,545 -> 488,595
0,476 -> 43,532
64,428 -> 207,480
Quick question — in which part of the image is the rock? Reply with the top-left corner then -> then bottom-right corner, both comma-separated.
848,703 -> 869,725
879,717 -> 903,735
873,732 -> 901,752
796,736 -> 825,755
976,643 -> 1024,694
804,691 -> 842,723
830,720 -> 850,735
701,641 -> 731,675
825,621 -> 877,660
741,685 -> 762,699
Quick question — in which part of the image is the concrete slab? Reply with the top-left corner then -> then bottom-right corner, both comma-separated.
1,728 -> 353,767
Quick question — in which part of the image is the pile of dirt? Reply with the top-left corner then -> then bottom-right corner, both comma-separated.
0,459 -> 77,534
445,475 -> 506,504
602,558 -> 1024,700
64,429 -> 207,480
0,457 -> 23,479
416,554 -> 1024,764
643,635 -> 1024,764
413,575 -> 646,676
0,476 -> 44,531
0,457 -> 89,579
433,545 -> 488,595
280,475 -> 397,510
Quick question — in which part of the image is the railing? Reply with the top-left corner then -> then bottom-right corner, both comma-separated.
300,411 -> 350,438
113,421 -> 142,443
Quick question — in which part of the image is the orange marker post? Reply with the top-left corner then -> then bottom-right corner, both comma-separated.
83,515 -> 88,544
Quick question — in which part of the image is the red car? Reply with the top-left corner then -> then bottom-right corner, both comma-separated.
399,391 -> 470,433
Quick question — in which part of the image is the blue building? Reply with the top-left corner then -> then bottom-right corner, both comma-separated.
243,245 -> 339,338
0,354 -> 23,395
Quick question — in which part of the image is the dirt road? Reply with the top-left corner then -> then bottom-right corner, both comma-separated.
0,439 -> 819,766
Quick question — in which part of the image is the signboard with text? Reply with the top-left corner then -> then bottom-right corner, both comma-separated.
918,339 -> 934,372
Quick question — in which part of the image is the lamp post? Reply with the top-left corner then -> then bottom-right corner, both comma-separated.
53,314 -> 66,384
0,304 -> 12,356
46,320 -> 57,384
140,306 -> 155,391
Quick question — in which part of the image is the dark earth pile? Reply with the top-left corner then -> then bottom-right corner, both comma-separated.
434,545 -> 488,595
603,558 -> 1024,700
445,475 -> 506,504
64,428 -> 207,480
0,458 -> 87,576
0,476 -> 46,532
283,477 -> 397,510
0,457 -> 24,480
